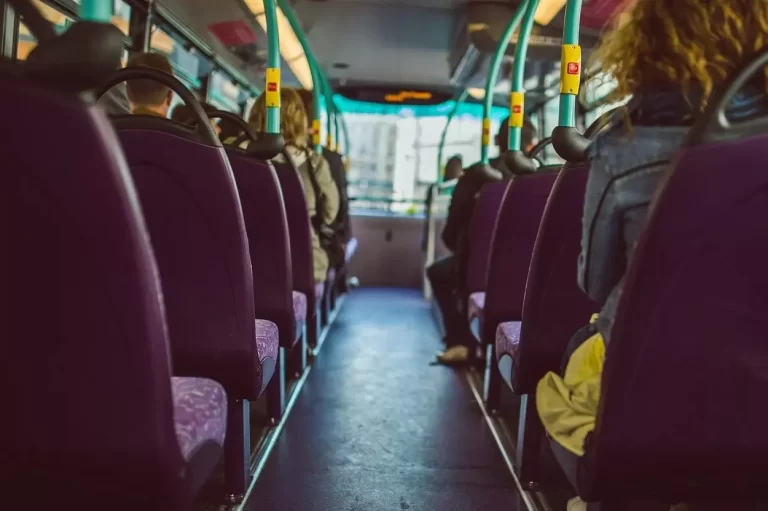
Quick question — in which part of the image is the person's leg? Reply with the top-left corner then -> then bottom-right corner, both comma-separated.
427,254 -> 468,346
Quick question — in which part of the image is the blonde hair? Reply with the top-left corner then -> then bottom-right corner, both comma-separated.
248,88 -> 309,147
591,0 -> 768,109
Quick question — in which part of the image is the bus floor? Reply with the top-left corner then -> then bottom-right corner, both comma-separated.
246,288 -> 524,511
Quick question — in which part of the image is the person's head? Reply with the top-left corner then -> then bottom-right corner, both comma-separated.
125,52 -> 174,117
522,119 -> 537,153
248,87 -> 308,147
444,155 -> 463,180
495,116 -> 510,153
495,117 -> 538,153
592,0 -> 768,108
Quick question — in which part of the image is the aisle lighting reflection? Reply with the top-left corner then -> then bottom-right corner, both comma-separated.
244,0 -> 314,90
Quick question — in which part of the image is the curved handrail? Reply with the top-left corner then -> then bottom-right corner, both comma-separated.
504,0 -> 540,175
552,0 -> 590,163
688,46 -> 768,145
97,67 -> 220,146
208,109 -> 284,159
480,2 -> 528,163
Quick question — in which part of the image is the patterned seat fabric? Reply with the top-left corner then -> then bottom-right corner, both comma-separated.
255,319 -> 279,364
468,292 -> 486,323
292,291 -> 307,340
172,377 -> 228,462
495,321 -> 522,360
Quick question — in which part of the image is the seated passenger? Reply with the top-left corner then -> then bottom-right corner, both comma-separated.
489,119 -> 537,172
430,119 -> 537,365
125,52 -> 174,118
443,155 -> 463,181
248,88 -> 340,283
170,102 -> 233,139
297,89 -> 353,250
536,0 -> 768,483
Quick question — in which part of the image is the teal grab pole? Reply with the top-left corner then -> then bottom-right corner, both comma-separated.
480,0 -> 528,164
80,0 -> 111,22
508,0 -> 540,152
278,0 -> 323,150
263,0 -> 281,134
558,0 -> 582,127
437,89 -> 469,182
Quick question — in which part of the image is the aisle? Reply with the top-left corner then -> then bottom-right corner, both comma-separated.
247,288 -> 522,510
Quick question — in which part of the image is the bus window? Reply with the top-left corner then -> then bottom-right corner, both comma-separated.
583,72 -> 631,127
151,26 -> 202,112
208,71 -> 242,113
16,0 -> 72,61
111,0 -> 131,36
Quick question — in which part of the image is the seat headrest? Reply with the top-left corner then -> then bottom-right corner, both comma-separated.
25,22 -> 124,94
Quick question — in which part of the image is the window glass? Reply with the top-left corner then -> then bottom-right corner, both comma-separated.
582,72 -> 631,128
208,71 -> 241,113
111,0 -> 131,36
150,26 -> 201,112
336,96 -> 508,216
16,0 -> 73,60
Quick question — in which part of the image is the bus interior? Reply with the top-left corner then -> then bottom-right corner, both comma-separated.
3,0 -> 768,510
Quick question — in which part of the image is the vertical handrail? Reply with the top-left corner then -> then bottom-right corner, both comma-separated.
507,0 -> 539,152
80,0 -> 111,22
503,0 -> 542,174
480,0 -> 528,164
551,0 -> 590,162
278,0 -> 323,151
263,0 -> 281,134
558,0 -> 582,127
437,89 -> 469,182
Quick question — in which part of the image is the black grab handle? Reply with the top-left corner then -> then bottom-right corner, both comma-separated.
207,109 -> 284,160
688,46 -> 768,145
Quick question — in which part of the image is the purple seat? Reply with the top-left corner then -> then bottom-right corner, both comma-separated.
227,150 -> 297,347
482,170 -> 559,346
464,181 -> 508,338
572,123 -> 768,503
172,377 -> 229,461
495,322 -> 521,360
102,68 -> 277,502
468,291 -> 486,328
494,163 -> 598,487
1,76 -> 225,508
497,164 -> 598,393
292,291 -> 308,331
474,171 -> 558,410
273,160 -> 321,347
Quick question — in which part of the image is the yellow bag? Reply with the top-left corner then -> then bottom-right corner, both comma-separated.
536,315 -> 605,456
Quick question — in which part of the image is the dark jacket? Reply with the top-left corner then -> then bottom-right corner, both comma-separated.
322,148 -> 351,242
579,87 -> 768,344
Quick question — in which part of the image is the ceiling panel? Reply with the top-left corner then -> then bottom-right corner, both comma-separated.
296,1 -> 457,87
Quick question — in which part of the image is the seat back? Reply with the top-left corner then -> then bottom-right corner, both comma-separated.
513,164 -> 598,393
273,161 -> 317,313
112,113 -> 261,399
483,169 -> 559,341
0,79 -> 182,501
227,149 -> 295,348
465,181 -> 508,294
583,135 -> 768,499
